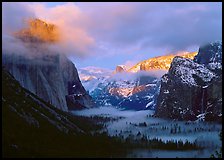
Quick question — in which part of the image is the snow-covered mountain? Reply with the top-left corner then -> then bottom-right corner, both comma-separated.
80,68 -> 161,110
79,66 -> 113,79
155,41 -> 222,122
78,66 -> 113,93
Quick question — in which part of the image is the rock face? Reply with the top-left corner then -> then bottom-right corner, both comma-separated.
60,55 -> 96,110
2,18 -> 95,111
155,42 -> 222,122
128,52 -> 197,72
115,65 -> 127,73
2,53 -> 95,111
194,41 -> 222,65
14,18 -> 60,43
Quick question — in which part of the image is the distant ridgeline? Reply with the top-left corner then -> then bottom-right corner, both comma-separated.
128,51 -> 197,72
155,41 -> 222,122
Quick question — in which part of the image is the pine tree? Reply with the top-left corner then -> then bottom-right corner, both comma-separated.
170,128 -> 173,134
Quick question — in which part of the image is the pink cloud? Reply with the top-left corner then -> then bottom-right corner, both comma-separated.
28,2 -> 95,57
3,2 -> 96,58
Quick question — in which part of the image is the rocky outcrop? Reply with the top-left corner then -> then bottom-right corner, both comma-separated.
194,41 -> 222,65
155,42 -> 222,122
2,53 -> 95,111
115,65 -> 127,73
14,18 -> 59,43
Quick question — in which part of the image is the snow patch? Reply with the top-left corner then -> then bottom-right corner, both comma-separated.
163,90 -> 169,94
146,101 -> 154,108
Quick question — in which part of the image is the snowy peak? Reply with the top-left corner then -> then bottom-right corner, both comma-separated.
78,66 -> 113,93
78,66 -> 112,80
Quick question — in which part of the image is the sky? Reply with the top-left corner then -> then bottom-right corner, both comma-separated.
2,2 -> 222,70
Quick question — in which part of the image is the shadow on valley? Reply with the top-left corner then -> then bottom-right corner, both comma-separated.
2,68 -> 126,158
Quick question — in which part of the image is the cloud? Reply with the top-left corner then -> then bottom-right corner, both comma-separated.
28,2 -> 96,57
123,60 -> 139,70
82,2 -> 222,53
2,2 -> 222,63
2,2 -> 96,58
109,70 -> 167,82
2,34 -> 29,56
2,2 -> 36,57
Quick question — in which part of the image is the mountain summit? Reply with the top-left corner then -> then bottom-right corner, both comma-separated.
115,65 -> 127,73
14,18 -> 60,43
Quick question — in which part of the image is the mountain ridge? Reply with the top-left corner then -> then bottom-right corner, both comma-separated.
128,51 -> 197,72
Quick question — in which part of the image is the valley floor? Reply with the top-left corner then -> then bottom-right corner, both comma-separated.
72,106 -> 222,158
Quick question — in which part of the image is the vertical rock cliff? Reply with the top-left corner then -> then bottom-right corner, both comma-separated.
2,53 -> 95,111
